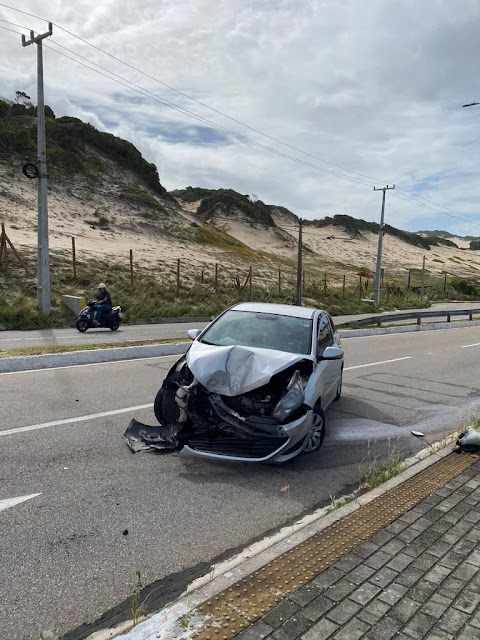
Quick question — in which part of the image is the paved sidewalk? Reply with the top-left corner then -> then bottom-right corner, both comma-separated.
235,460 -> 480,640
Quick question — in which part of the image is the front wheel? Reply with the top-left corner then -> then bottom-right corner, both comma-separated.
302,406 -> 326,454
76,318 -> 88,332
334,368 -> 343,401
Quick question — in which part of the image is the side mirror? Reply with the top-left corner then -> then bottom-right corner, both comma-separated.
187,329 -> 201,341
319,346 -> 344,360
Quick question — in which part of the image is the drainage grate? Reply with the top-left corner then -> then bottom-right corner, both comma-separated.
183,452 -> 477,640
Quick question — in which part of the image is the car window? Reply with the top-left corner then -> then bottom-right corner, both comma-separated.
200,310 -> 313,355
317,314 -> 334,353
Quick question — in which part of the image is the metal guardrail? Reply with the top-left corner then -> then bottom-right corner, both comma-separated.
336,308 -> 480,329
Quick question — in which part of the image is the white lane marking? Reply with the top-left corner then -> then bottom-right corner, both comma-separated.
0,404 -> 153,437
0,493 -> 41,513
0,354 -> 179,376
461,342 -> 480,348
344,356 -> 412,370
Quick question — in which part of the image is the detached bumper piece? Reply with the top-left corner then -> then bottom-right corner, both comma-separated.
456,427 -> 480,452
124,418 -> 182,454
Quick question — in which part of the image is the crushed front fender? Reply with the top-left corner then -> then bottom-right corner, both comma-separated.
124,418 -> 183,453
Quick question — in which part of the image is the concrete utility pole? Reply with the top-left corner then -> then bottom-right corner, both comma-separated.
22,23 -> 53,315
296,218 -> 303,306
373,184 -> 395,306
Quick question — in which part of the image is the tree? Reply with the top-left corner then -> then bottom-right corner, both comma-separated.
15,91 -> 32,107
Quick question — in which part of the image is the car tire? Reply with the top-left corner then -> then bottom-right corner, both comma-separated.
302,406 -> 326,454
334,368 -> 343,401
76,319 -> 88,332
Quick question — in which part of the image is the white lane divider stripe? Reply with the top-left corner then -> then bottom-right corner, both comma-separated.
0,493 -> 42,513
0,404 -> 153,437
461,342 -> 480,348
344,356 -> 412,370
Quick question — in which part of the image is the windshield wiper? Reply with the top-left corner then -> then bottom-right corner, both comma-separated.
200,339 -> 218,346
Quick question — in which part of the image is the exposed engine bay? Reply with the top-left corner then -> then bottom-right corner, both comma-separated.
124,349 -> 314,458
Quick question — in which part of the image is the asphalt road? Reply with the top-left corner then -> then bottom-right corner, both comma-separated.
2,326 -> 480,639
0,302 -> 478,350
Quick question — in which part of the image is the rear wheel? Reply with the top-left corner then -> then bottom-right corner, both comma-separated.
302,406 -> 326,454
76,318 -> 88,332
110,319 -> 119,331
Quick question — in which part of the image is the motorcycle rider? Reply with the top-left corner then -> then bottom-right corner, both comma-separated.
94,283 -> 112,326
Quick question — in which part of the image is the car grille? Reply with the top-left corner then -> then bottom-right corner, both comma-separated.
188,435 -> 289,459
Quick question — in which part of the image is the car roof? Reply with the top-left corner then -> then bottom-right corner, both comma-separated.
230,302 -> 321,319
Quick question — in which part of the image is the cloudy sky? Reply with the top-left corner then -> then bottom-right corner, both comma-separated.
1,0 -> 480,234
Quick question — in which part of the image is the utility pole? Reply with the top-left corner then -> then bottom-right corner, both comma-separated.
296,218 -> 303,306
373,184 -> 395,306
22,23 -> 53,315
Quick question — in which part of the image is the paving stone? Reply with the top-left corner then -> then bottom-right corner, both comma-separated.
424,495 -> 443,505
454,589 -> 480,615
324,579 -> 357,602
454,539 -> 477,557
452,561 -> 479,582
386,552 -> 416,572
354,541 -> 381,559
377,581 -> 408,605
423,508 -> 445,522
389,597 -> 422,623
349,582 -> 382,605
302,595 -> 335,622
370,566 -> 398,588
312,567 -> 345,590
412,552 -> 440,572
397,528 -> 423,544
369,530 -> 394,546
235,620 -> 274,640
437,576 -> 468,599
467,572 -> 480,591
451,519 -> 475,534
402,611 -> 437,638
396,566 -> 425,588
464,510 -> 480,524
465,528 -> 480,544
430,520 -> 454,534
409,578 -> 439,603
365,551 -> 392,570
347,563 -> 377,585
402,541 -> 430,558
333,617 -> 370,640
439,551 -> 465,569
437,607 -> 471,635
421,594 -> 452,618
325,598 -> 361,625
363,615 -> 402,639
470,609 -> 480,628
272,614 -> 311,640
385,520 -> 409,534
357,598 -> 391,625
411,502 -> 434,516
424,630 -> 454,640
289,583 -> 324,606
411,516 -> 434,532
416,530 -> 442,545
426,541 -> 452,558
466,550 -> 480,567
400,510 -> 422,524
441,531 -> 463,545
263,600 -> 301,629
381,539 -> 406,555
334,552 -> 364,573
424,565 -> 452,585
456,625 -> 480,639
301,618 -> 338,640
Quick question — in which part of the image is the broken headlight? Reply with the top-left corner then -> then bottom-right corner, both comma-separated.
273,371 -> 305,423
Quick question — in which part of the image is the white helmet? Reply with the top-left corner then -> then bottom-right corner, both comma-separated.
98,282 -> 106,289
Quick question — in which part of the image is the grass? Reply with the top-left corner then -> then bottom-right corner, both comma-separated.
358,451 -> 405,492
0,338 -> 188,358
130,570 -> 144,628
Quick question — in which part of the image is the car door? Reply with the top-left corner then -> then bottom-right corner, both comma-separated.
317,313 -> 342,407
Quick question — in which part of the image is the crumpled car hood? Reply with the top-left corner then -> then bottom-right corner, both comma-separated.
187,342 -> 307,396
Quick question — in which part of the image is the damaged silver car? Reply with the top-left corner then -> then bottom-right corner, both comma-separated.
125,303 -> 344,463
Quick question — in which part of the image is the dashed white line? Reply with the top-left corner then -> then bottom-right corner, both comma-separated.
0,404 -> 154,437
0,493 -> 42,513
461,342 -> 480,348
344,356 -> 412,370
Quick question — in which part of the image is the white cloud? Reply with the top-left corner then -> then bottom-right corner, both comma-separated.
2,0 -> 480,234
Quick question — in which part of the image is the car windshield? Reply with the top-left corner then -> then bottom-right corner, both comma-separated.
200,310 -> 313,355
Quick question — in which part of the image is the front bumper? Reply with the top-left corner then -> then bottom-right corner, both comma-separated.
185,410 -> 313,463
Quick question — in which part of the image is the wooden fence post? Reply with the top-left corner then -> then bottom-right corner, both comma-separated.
278,269 -> 281,295
443,273 -> 447,296
201,270 -> 204,283
129,249 -> 134,287
249,266 -> 252,299
342,274 -> 346,298
359,275 -> 362,299
302,270 -> 305,295
214,263 -> 218,292
324,272 -> 327,295
407,268 -> 411,290
72,237 -> 77,279
177,258 -> 181,293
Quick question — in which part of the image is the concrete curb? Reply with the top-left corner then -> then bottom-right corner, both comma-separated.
339,318 -> 480,338
103,433 -> 463,640
0,342 -> 189,373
